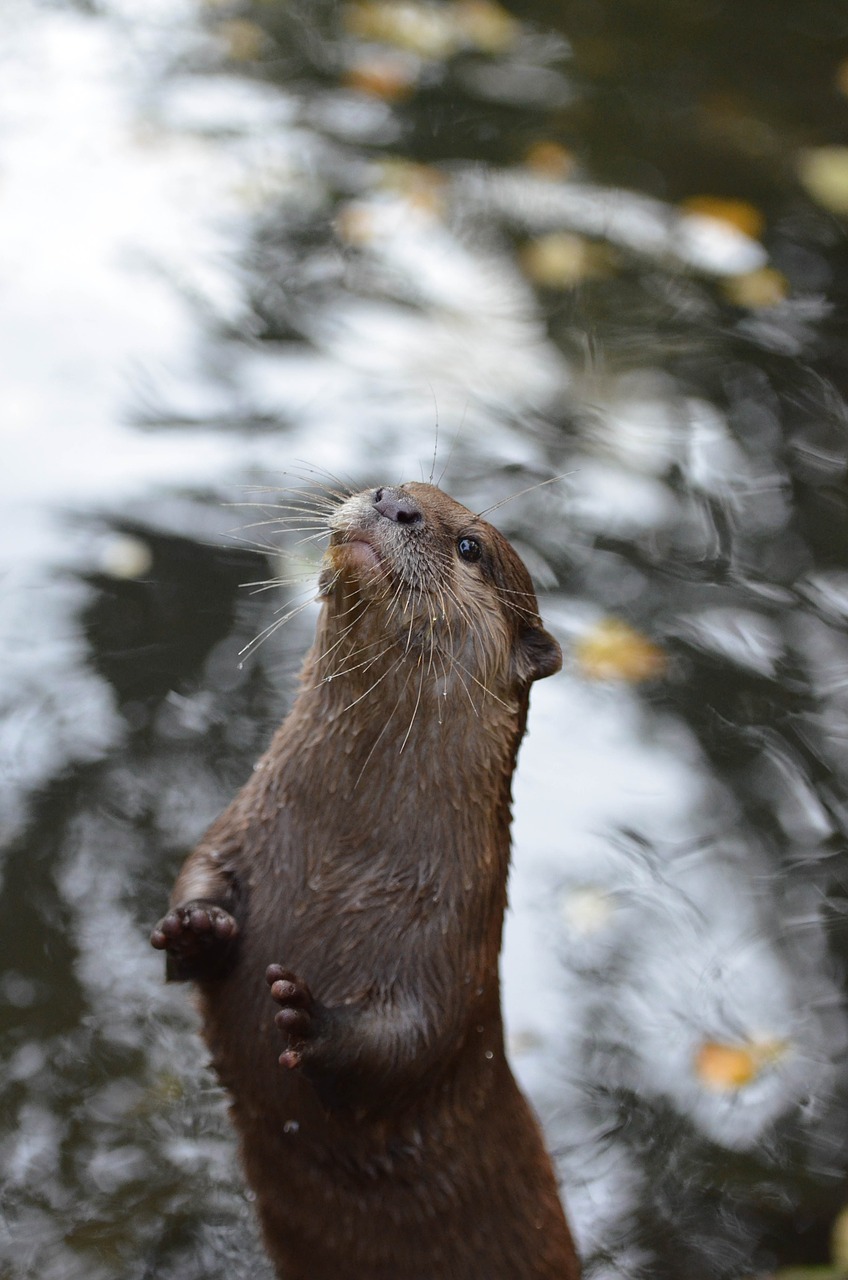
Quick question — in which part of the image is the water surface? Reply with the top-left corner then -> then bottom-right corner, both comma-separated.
3,1 -> 848,1276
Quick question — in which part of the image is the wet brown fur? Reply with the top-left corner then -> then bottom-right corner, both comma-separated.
153,482 -> 580,1280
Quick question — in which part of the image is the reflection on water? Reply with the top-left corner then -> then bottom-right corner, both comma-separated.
3,0 -> 848,1276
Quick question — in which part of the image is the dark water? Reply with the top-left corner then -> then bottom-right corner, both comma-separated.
4,1 -> 848,1277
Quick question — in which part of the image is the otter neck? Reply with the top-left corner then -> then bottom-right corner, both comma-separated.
284,600 -> 529,855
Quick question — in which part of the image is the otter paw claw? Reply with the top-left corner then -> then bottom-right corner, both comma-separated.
151,901 -> 238,961
265,965 -> 316,1069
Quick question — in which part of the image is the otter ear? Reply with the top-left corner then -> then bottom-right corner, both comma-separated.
517,624 -> 562,683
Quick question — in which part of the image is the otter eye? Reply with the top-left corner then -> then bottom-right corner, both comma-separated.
457,536 -> 482,563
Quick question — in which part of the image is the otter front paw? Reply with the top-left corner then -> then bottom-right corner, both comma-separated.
151,901 -> 238,980
265,965 -> 319,1069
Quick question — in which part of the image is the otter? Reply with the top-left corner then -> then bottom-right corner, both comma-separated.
151,481 -> 580,1280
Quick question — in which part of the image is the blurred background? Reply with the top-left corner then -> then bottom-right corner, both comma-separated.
3,0 -> 848,1276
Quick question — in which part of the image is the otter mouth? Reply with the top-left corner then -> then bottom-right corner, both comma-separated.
329,530 -> 385,575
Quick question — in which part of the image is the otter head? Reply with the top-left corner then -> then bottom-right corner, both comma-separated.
317,482 -> 561,698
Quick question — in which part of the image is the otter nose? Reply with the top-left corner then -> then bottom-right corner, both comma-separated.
373,487 -> 423,525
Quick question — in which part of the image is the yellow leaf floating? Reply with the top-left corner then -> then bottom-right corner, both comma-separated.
520,232 -> 613,290
722,266 -> 789,309
343,55 -> 419,101
574,619 -> 667,682
217,19 -> 266,61
680,196 -> 765,240
335,202 -> 379,247
344,2 -> 457,59
454,0 -> 518,54
694,1038 -> 788,1092
139,1071 -> 186,1113
379,158 -> 447,215
695,1042 -> 758,1089
344,0 -> 517,60
798,146 -> 848,216
524,140 -> 576,181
